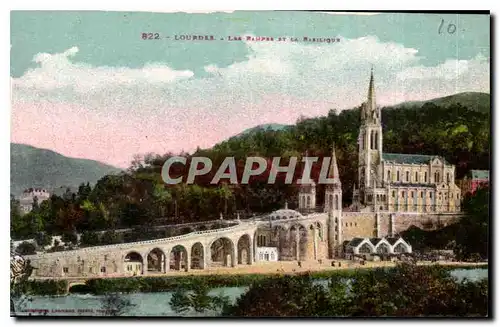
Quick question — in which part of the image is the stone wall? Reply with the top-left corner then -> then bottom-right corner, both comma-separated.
341,212 -> 377,240
340,211 -> 463,240
388,213 -> 462,236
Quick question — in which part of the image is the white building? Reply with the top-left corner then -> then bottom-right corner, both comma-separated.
19,188 -> 50,214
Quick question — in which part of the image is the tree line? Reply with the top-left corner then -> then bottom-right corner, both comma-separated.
11,102 -> 490,245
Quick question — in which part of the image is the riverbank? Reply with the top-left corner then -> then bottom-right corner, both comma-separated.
26,260 -> 487,296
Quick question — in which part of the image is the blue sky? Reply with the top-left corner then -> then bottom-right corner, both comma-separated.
10,11 -> 490,167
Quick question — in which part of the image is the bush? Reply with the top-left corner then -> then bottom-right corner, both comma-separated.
100,230 -> 122,245
15,241 -> 36,255
61,231 -> 78,245
34,232 -> 52,248
16,280 -> 68,296
80,231 -> 100,247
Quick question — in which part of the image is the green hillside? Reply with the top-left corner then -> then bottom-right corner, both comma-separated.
10,143 -> 121,196
393,92 -> 490,114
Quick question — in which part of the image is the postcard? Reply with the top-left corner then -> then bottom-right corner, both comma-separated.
10,10 -> 490,317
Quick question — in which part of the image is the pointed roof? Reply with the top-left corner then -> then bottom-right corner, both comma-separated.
367,67 -> 375,104
327,143 -> 341,184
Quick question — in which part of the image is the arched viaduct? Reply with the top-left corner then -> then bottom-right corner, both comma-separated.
26,213 -> 332,279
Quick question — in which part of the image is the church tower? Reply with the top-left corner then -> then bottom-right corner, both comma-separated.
298,151 -> 316,212
357,68 -> 383,205
325,143 -> 343,258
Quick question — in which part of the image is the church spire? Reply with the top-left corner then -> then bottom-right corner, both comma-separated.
367,66 -> 376,111
328,143 -> 341,185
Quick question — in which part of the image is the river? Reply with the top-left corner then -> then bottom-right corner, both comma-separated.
13,268 -> 488,317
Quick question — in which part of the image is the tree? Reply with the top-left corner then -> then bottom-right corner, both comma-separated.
100,230 -> 122,245
222,275 -> 333,317
15,242 -> 36,255
80,231 -> 100,247
339,263 -> 488,317
11,255 -> 36,316
455,186 -> 489,260
34,231 -> 52,248
170,284 -> 230,315
100,293 -> 136,316
61,231 -> 78,245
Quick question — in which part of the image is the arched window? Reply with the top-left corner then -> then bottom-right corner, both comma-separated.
447,173 -> 450,183
406,171 -> 410,182
329,194 -> 333,209
397,171 -> 400,182
424,172 -> 428,183
370,130 -> 375,149
335,194 -> 339,210
387,170 -> 391,182
421,191 -> 424,198
307,196 -> 311,207
374,132 -> 379,150
415,172 -> 419,182
435,172 -> 440,183
392,190 -> 395,197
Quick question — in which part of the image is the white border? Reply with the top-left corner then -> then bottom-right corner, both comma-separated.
2,1 -> 496,326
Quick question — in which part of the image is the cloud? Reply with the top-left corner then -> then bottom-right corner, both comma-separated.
396,59 -> 469,80
14,46 -> 194,93
11,38 -> 489,167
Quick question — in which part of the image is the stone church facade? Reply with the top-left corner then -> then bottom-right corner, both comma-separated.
351,70 -> 461,214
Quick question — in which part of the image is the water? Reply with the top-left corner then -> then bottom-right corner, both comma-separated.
13,268 -> 487,317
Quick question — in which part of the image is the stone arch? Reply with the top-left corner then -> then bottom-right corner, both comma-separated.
210,237 -> 235,268
170,245 -> 188,271
273,225 -> 288,259
316,221 -> 323,241
298,225 -> 308,261
147,248 -> 167,273
289,225 -> 298,260
190,242 -> 204,269
237,234 -> 251,265
124,251 -> 144,275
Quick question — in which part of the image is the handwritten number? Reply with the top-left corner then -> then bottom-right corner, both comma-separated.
438,19 -> 457,35
447,23 -> 456,34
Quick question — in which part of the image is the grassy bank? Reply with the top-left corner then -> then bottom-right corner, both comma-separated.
82,262 -> 488,295
22,262 -> 487,296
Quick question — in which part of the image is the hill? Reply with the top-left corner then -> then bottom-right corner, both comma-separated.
10,143 -> 122,196
393,92 -> 490,114
233,123 -> 291,138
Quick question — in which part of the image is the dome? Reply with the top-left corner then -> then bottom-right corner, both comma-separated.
268,209 -> 303,220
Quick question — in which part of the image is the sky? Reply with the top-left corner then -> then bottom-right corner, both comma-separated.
10,11 -> 490,168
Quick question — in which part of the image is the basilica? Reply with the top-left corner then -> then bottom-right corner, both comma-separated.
298,69 -> 462,215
